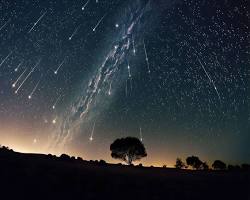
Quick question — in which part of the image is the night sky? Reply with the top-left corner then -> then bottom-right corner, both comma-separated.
0,0 -> 249,166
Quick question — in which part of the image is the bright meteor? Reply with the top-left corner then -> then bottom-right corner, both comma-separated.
15,59 -> 41,94
197,58 -> 222,103
12,68 -> 27,88
92,14 -> 106,32
89,121 -> 96,141
28,11 -> 47,33
82,0 -> 90,11
69,25 -> 81,40
52,94 -> 62,110
14,60 -> 24,72
54,58 -> 66,75
0,51 -> 13,68
143,39 -> 150,74
28,78 -> 41,99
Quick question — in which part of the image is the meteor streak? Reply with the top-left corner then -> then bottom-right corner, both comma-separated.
197,58 -> 222,103
28,78 -> 41,99
0,18 -> 11,32
143,39 -> 150,73
69,25 -> 81,40
108,81 -> 112,95
28,11 -> 47,33
52,117 -> 57,124
52,94 -> 62,110
92,14 -> 106,32
0,51 -> 13,68
54,58 -> 66,75
12,68 -> 27,88
89,121 -> 96,141
82,0 -> 90,10
139,127 -> 143,141
127,62 -> 131,78
14,60 -> 24,72
132,35 -> 136,55
15,59 -> 41,94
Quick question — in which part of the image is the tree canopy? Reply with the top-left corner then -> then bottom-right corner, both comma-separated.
110,137 -> 147,165
212,160 -> 226,170
186,156 -> 203,170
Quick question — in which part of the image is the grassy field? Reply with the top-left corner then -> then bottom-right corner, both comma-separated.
0,150 -> 249,200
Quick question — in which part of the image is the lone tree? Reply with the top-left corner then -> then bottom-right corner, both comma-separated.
175,158 -> 186,169
186,156 -> 203,170
110,137 -> 147,165
212,160 -> 226,170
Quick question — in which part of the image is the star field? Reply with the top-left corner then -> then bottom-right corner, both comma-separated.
0,0 -> 249,166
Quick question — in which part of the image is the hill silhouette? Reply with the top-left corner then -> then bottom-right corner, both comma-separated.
0,147 -> 249,200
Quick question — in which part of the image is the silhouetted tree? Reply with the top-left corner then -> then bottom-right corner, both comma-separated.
228,165 -> 240,171
186,156 -> 203,170
162,164 -> 167,168
0,146 -> 11,151
60,154 -> 71,161
201,162 -> 209,170
99,160 -> 107,166
175,158 -> 186,169
212,160 -> 226,170
110,137 -> 147,165
241,163 -> 250,171
77,156 -> 83,161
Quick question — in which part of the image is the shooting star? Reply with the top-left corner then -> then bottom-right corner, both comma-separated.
82,0 -> 90,10
15,59 -> 41,94
143,39 -> 150,73
54,58 -> 66,75
197,58 -> 222,103
89,121 -> 96,141
69,25 -> 81,40
139,127 -> 143,141
0,18 -> 11,32
108,81 -> 112,95
28,11 -> 47,33
127,62 -> 131,78
132,35 -> 136,55
52,94 -> 62,110
14,60 -> 24,72
52,116 -> 57,124
28,77 -> 41,99
0,51 -> 13,68
92,14 -> 106,32
12,68 -> 27,88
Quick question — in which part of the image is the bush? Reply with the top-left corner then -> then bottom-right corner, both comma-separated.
228,165 -> 241,171
212,160 -> 226,170
241,164 -> 250,171
60,154 -> 71,161
77,157 -> 83,161
138,163 -> 143,168
99,160 -> 107,166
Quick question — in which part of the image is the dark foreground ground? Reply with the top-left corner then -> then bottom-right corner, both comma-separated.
0,150 -> 249,200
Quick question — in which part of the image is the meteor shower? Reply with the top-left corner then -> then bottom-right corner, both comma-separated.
0,0 -> 249,199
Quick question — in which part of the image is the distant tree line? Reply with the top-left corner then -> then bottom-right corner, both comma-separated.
1,142 -> 250,172
173,156 -> 250,171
